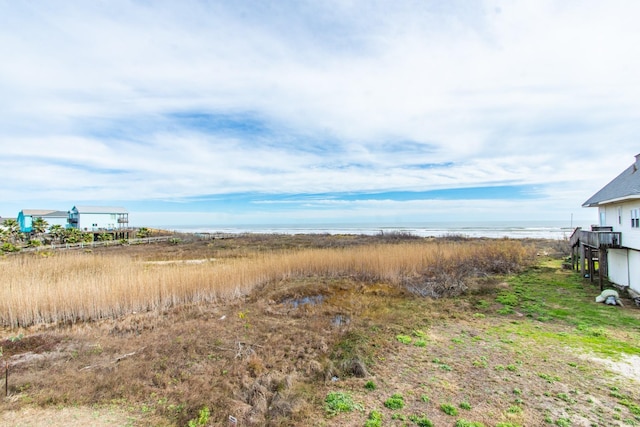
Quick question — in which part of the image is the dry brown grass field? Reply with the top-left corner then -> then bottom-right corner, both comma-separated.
1,233 -> 639,427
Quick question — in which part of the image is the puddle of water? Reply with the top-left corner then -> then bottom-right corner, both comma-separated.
283,295 -> 325,308
332,314 -> 351,327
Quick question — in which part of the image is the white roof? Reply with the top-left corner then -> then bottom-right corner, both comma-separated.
71,206 -> 128,214
21,209 -> 58,216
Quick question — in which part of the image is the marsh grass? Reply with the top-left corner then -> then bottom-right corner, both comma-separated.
1,238 -> 639,427
0,240 -> 532,327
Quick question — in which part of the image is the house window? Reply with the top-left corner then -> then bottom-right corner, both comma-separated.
632,209 -> 640,228
618,207 -> 622,225
600,211 -> 606,226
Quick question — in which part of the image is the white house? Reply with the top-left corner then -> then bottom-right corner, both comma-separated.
68,206 -> 129,231
578,153 -> 640,293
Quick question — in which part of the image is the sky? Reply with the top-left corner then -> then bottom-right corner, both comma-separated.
1,0 -> 639,227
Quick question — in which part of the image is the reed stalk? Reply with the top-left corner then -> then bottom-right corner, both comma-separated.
0,240 -> 530,327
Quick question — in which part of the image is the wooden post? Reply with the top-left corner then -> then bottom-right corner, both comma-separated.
599,248 -> 607,291
589,248 -> 595,283
580,244 -> 585,277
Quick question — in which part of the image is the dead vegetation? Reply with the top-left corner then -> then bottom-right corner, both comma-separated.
0,235 -> 533,327
0,234 -> 637,426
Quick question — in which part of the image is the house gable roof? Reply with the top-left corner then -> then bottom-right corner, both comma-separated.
583,154 -> 640,207
20,209 -> 68,218
21,209 -> 58,216
71,206 -> 128,214
41,210 -> 69,218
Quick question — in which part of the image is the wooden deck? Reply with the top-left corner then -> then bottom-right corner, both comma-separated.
569,227 -> 622,291
569,228 -> 622,249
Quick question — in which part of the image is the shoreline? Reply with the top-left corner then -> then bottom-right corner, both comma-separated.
165,223 -> 576,240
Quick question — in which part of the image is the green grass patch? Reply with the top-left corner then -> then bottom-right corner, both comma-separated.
384,393 -> 405,410
619,399 -> 640,417
408,414 -> 433,426
556,393 -> 576,404
364,410 -> 383,427
325,391 -> 362,416
432,358 -> 453,371
496,292 -> 519,306
507,405 -> 522,414
333,330 -> 374,364
473,356 -> 488,368
456,420 -> 486,427
187,407 -> 209,427
441,403 -> 459,416
482,263 -> 640,358
396,334 -> 412,344
538,373 -> 560,383
413,329 -> 427,338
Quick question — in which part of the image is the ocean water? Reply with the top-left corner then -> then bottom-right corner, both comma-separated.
167,221 -> 583,240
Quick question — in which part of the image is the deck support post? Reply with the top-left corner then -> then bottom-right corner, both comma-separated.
592,248 -> 597,283
599,248 -> 607,291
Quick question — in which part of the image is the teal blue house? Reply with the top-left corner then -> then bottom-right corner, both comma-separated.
18,209 -> 69,233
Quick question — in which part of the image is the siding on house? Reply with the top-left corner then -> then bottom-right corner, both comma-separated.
597,201 -> 640,249
583,154 -> 640,293
69,206 -> 129,231
607,249 -> 629,287
629,250 -> 640,291
18,209 -> 68,233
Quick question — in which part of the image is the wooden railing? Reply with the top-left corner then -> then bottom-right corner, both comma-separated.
569,227 -> 622,248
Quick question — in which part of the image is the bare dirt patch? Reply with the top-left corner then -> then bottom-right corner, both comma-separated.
586,354 -> 640,382
0,406 -> 135,427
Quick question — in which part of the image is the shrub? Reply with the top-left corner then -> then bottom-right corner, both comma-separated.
136,227 -> 151,238
364,380 -> 376,390
1,242 -> 20,252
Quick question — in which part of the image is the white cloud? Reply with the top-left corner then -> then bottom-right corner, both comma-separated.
0,0 -> 638,224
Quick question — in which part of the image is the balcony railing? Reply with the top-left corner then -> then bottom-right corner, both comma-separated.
569,227 -> 622,248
